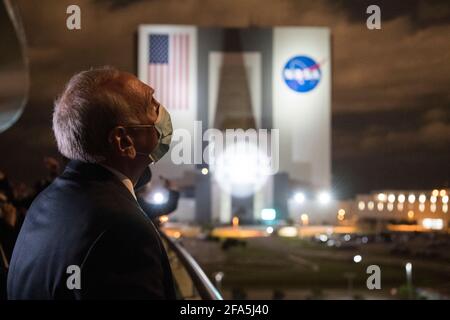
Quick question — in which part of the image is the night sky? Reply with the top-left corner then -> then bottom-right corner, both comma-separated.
0,0 -> 449,199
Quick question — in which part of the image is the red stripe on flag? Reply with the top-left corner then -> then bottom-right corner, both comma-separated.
179,34 -> 183,110
185,34 -> 189,110
182,34 -> 187,110
147,32 -> 191,111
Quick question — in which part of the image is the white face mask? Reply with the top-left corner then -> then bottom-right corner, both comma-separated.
126,104 -> 173,163
147,104 -> 173,163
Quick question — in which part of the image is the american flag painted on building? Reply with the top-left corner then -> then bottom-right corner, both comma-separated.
148,33 -> 190,110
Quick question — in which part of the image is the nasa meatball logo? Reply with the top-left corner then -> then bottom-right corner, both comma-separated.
283,55 -> 321,93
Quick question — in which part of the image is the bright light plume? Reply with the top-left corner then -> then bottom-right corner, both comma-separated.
153,192 -> 165,204
201,167 -> 209,175
261,208 -> 276,221
266,226 -> 274,234
318,191 -> 332,204
353,255 -> 362,263
210,141 -> 271,198
294,192 -> 305,204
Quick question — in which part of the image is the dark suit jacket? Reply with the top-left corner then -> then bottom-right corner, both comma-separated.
7,160 -> 177,300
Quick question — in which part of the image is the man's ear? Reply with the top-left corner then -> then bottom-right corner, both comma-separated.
108,127 -> 136,159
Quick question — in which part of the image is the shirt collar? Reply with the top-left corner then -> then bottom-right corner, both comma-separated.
101,165 -> 137,200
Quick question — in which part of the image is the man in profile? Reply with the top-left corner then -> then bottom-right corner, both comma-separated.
7,67 -> 176,299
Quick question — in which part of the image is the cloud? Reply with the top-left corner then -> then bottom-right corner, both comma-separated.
2,0 -> 449,184
336,117 -> 450,158
13,0 -> 449,112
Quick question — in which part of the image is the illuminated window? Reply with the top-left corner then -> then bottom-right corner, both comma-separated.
422,218 -> 443,230
442,195 -> 449,204
418,194 -> 426,203
368,201 -> 374,210
358,201 -> 365,210
398,194 -> 405,203
377,202 -> 384,211
408,194 -> 415,204
419,204 -> 425,212
388,194 -> 395,203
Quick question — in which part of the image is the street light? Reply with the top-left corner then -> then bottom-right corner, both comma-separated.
213,271 -> 224,292
405,262 -> 413,299
294,192 -> 305,204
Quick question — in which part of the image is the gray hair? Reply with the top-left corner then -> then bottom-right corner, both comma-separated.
53,66 -> 148,162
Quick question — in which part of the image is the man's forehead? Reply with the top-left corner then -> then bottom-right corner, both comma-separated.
133,77 -> 154,98
121,72 -> 154,95
145,84 -> 155,96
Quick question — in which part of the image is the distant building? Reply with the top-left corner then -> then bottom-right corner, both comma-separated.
139,25 -> 332,225
342,189 -> 449,232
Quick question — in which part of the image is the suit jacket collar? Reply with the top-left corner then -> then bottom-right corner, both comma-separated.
63,160 -> 137,205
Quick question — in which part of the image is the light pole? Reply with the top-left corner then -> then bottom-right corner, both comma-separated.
344,272 -> 355,299
405,262 -> 413,299
214,271 -> 224,293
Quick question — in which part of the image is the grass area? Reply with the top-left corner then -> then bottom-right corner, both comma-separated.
187,236 -> 450,297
